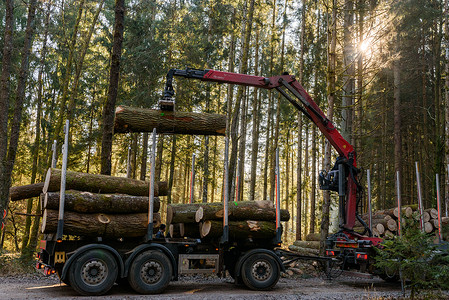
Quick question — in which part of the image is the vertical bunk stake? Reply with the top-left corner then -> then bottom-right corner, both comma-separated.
56,120 -> 69,241
221,137 -> 229,244
436,174 -> 442,242
146,128 -> 157,241
275,148 -> 281,244
396,171 -> 402,236
415,162 -> 424,232
367,169 -> 372,232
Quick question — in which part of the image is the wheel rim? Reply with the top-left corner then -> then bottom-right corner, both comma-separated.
251,260 -> 271,281
81,259 -> 108,286
141,260 -> 163,284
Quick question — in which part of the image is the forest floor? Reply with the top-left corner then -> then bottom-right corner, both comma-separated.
1,272 -> 445,300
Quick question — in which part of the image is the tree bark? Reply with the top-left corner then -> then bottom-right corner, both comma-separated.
10,183 -> 45,202
201,220 -> 277,239
114,106 -> 226,136
43,168 -> 168,196
166,203 -> 203,224
41,209 -> 160,238
195,201 -> 290,222
43,191 -> 160,214
293,240 -> 320,250
100,0 -> 126,175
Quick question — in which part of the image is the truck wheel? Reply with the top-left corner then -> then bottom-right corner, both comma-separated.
241,253 -> 280,290
128,250 -> 172,294
68,249 -> 118,296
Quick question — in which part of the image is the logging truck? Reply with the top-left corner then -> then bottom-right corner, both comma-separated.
36,68 -> 383,296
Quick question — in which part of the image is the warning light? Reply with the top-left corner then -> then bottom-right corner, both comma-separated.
2,209 -> 6,219
326,250 -> 335,256
356,253 -> 368,260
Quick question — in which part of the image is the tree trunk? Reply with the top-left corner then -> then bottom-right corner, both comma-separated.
168,135 -> 177,204
140,132 -> 148,180
43,191 -> 160,214
114,106 -> 226,136
201,220 -> 277,239
393,33 -> 402,183
100,0 -> 125,175
0,0 -> 14,233
445,0 -> 449,217
293,240 -> 320,250
195,200 -> 290,222
43,168 -> 168,196
41,209 -> 160,238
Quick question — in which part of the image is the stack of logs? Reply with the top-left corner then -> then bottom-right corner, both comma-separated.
166,200 -> 290,240
354,205 -> 449,241
288,233 -> 321,255
10,168 -> 169,238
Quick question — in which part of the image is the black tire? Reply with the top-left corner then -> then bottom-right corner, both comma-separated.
241,253 -> 280,290
378,265 -> 400,283
68,249 -> 118,296
127,250 -> 172,294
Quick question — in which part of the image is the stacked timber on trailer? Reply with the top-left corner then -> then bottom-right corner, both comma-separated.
354,205 -> 449,241
13,168 -> 168,239
166,200 -> 290,240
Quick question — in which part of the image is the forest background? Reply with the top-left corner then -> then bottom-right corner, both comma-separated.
0,0 -> 448,258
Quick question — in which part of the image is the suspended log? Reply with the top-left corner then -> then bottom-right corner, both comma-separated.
9,182 -> 45,201
305,233 -> 321,241
114,105 -> 227,136
293,240 -> 320,250
387,219 -> 397,232
200,220 -> 277,239
42,191 -> 160,214
288,245 -> 319,256
166,203 -> 202,224
43,168 -> 168,196
41,209 -> 161,238
195,201 -> 290,222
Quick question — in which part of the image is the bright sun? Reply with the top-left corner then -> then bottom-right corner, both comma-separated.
359,38 -> 373,53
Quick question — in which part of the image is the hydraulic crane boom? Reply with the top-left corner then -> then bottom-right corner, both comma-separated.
163,68 -> 362,232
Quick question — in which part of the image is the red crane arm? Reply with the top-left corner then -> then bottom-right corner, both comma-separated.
166,68 -> 358,230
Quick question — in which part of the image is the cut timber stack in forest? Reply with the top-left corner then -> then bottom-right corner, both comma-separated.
39,168 -> 166,239
114,105 -> 226,136
354,205 -> 449,241
288,233 -> 321,255
165,201 -> 290,240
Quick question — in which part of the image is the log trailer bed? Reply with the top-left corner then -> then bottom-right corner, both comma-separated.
36,68 -> 381,296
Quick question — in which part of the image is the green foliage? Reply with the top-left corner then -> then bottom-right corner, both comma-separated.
375,217 -> 449,297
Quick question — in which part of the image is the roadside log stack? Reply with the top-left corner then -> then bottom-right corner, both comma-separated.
288,233 -> 321,255
166,200 -> 290,240
36,168 -> 167,238
354,205 -> 449,241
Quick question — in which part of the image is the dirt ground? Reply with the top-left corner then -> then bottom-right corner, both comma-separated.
0,273 -> 417,300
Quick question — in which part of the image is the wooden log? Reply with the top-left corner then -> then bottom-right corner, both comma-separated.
387,219 -> 397,232
195,201 -> 290,222
424,221 -> 433,233
372,227 -> 380,237
169,223 -> 183,238
41,209 -> 161,238
114,105 -> 227,136
9,182 -> 45,201
293,240 -> 320,250
384,215 -> 392,221
166,203 -> 202,224
288,245 -> 319,256
423,211 -> 431,223
376,223 -> 385,235
384,230 -> 394,239
43,168 -> 168,196
200,220 -> 277,239
394,207 -> 414,219
425,208 -> 438,220
43,191 -> 160,214
305,233 -> 321,241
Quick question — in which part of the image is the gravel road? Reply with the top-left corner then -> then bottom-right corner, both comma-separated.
0,273 -> 409,299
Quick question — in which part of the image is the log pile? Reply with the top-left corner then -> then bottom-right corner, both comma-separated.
166,200 -> 290,240
39,168 -> 165,238
288,233 -> 321,255
354,205 -> 449,241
